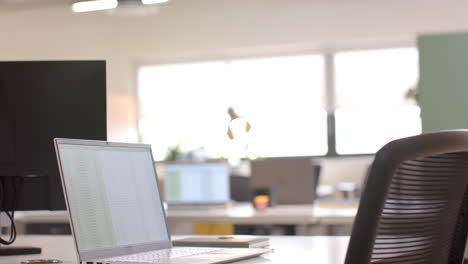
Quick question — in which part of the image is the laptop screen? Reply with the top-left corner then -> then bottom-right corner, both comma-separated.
56,141 -> 170,253
164,163 -> 229,204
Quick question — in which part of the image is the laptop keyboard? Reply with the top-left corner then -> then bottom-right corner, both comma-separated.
100,247 -> 221,263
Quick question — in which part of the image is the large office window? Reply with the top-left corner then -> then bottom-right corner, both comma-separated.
334,48 -> 420,154
138,55 -> 327,161
138,47 -> 420,160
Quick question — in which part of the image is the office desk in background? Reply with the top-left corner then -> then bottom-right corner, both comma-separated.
14,202 -> 358,235
166,202 -> 357,235
0,235 -> 350,264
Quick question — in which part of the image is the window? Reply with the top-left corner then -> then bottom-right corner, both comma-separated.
334,48 -> 420,154
137,47 -> 420,160
138,55 -> 326,161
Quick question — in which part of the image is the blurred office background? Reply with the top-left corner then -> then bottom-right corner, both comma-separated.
4,0 -> 468,236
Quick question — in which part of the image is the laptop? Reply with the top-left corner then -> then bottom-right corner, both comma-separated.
54,138 -> 270,264
164,162 -> 230,207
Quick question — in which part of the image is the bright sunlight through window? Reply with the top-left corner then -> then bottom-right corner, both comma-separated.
138,55 -> 327,161
334,48 -> 421,154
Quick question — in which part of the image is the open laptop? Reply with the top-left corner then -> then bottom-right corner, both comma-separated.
54,138 -> 270,264
164,162 -> 230,207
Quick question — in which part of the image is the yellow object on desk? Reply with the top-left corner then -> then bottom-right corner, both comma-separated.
193,223 -> 234,235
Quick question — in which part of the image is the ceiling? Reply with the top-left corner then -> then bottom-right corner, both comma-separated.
0,0 -> 74,11
0,0 -> 467,54
1,0 -> 467,13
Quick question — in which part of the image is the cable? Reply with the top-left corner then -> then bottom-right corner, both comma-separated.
0,177 -> 18,245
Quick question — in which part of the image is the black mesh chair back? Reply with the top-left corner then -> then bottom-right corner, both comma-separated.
345,130 -> 468,264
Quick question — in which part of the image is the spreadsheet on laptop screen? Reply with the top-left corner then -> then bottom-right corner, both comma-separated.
57,144 -> 169,251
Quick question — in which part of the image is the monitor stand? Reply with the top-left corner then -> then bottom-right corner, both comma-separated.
0,246 -> 41,255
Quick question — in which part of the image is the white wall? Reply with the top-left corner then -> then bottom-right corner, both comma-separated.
1,0 -> 468,140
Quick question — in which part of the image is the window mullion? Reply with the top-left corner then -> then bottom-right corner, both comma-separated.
324,52 -> 337,156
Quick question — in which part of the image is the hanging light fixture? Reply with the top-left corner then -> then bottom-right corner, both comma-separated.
72,0 -> 118,13
141,0 -> 168,4
72,0 -> 168,13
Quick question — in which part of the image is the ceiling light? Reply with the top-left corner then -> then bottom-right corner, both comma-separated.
141,0 -> 168,4
72,0 -> 118,13
107,3 -> 159,16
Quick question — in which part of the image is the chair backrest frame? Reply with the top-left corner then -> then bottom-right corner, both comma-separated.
345,130 -> 468,264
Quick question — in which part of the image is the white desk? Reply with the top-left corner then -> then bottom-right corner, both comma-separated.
15,203 -> 357,235
15,201 -> 357,224
166,202 -> 357,235
167,204 -> 320,225
0,235 -> 350,264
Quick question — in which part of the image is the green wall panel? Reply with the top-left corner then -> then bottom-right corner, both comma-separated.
418,31 -> 468,133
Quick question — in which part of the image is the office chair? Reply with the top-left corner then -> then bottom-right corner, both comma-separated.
345,130 -> 468,264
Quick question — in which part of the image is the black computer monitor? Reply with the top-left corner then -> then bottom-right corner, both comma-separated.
0,60 -> 107,212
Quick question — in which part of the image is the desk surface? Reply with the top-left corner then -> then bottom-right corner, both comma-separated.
16,202 -> 357,226
168,203 -> 357,225
0,235 -> 350,264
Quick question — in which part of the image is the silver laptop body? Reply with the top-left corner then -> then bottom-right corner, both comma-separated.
54,138 -> 270,264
